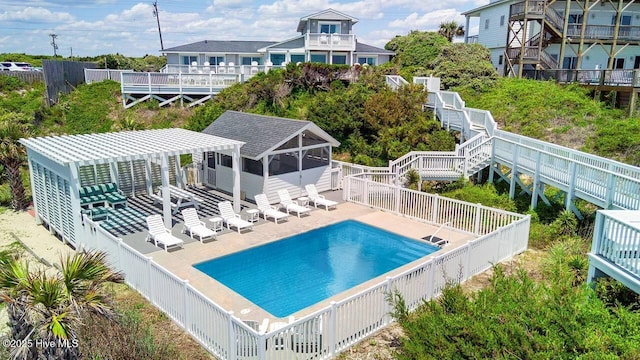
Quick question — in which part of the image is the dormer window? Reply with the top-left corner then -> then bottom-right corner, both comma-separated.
319,22 -> 341,34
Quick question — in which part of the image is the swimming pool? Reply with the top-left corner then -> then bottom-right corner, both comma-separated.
193,220 -> 439,317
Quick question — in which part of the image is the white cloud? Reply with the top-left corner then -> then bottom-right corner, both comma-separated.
0,7 -> 74,22
388,10 -> 465,31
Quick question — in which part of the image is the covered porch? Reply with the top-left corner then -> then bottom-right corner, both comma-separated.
20,128 -> 245,248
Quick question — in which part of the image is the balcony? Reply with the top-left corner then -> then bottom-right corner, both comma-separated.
466,35 -> 479,44
566,24 -> 640,42
305,33 -> 356,51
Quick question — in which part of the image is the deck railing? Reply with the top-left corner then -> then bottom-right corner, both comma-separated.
384,75 -> 409,90
121,72 -> 242,92
590,211 -> 640,280
76,170 -> 529,360
305,33 -> 356,51
160,64 -> 285,77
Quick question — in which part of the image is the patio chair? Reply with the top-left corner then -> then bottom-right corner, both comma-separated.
218,61 -> 226,74
318,33 -> 329,45
255,193 -> 289,224
227,62 -> 236,74
181,207 -> 217,243
304,184 -> 337,211
217,201 -> 253,233
277,189 -> 311,218
145,215 -> 184,252
250,61 -> 259,75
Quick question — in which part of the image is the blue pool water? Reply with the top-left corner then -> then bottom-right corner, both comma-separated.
193,220 -> 439,317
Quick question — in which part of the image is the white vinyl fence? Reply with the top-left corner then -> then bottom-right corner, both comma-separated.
77,173 -> 529,359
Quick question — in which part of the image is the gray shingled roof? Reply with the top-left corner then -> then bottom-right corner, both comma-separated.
202,111 -> 339,159
262,36 -> 306,50
163,40 -> 277,53
355,42 -> 395,54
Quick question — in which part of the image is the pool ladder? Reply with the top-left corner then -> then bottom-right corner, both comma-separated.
426,222 -> 450,247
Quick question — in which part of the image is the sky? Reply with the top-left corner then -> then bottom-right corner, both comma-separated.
0,0 -> 489,57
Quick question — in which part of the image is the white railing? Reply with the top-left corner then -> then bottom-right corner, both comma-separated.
76,170 -> 529,360
305,33 -> 356,51
121,72 -> 242,92
590,211 -> 640,279
78,216 -> 255,360
85,69 -> 133,84
385,75 -> 409,90
161,64 -> 285,77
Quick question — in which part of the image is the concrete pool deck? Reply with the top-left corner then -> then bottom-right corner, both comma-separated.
148,200 -> 476,323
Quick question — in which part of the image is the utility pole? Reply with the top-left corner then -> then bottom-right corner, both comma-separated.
152,1 -> 164,50
70,47 -> 73,58
49,33 -> 58,57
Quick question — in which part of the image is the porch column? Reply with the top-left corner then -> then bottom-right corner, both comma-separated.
232,145 -> 241,213
464,16 -> 470,43
262,155 -> 269,197
161,154 -> 172,229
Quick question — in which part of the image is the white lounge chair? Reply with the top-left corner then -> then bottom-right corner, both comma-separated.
217,201 -> 253,233
304,184 -> 338,211
277,189 -> 311,218
181,207 -> 217,243
145,214 -> 184,252
255,194 -> 289,224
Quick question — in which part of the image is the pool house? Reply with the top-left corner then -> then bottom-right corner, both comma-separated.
201,111 -> 340,203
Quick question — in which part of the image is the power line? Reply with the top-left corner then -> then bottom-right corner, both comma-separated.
152,1 -> 164,51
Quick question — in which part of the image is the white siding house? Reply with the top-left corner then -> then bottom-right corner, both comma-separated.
463,0 -> 640,74
201,111 -> 340,204
162,9 -> 394,72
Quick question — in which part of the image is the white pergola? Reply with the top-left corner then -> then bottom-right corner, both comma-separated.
21,128 -> 245,233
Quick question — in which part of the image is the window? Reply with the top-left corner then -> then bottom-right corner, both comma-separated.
562,56 -> 577,69
242,158 -> 263,176
182,55 -> 198,65
290,54 -> 306,63
270,53 -> 286,65
332,55 -> 347,64
206,152 -> 216,169
614,58 -> 625,69
269,152 -> 298,176
209,56 -> 225,66
241,57 -> 262,65
485,19 -> 490,29
357,57 -> 377,65
611,15 -> 631,25
302,147 -> 329,170
498,55 -> 503,65
568,14 -> 583,24
220,154 -> 232,168
310,54 -> 327,63
319,22 -> 340,34
500,15 -> 505,26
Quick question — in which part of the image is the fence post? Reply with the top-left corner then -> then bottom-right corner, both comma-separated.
432,194 -> 439,223
395,186 -> 401,215
183,280 -> 190,331
328,301 -> 337,357
364,179 -> 370,207
147,73 -> 152,93
257,333 -> 266,360
474,203 -> 482,235
227,311 -> 236,360
384,277 -> 393,325
147,257 -> 153,304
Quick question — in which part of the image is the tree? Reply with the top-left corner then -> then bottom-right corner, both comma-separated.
0,250 -> 123,359
438,21 -> 465,42
0,111 -> 31,211
431,43 -> 498,91
385,31 -> 449,68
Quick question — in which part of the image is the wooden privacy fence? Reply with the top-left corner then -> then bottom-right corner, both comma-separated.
84,69 -> 132,84
0,71 -> 43,84
77,173 -> 529,359
43,60 -> 97,105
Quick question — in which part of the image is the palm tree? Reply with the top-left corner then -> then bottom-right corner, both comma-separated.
0,113 -> 31,211
438,21 -> 465,42
0,250 -> 123,359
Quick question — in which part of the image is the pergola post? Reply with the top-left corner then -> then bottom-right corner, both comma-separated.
232,145 -> 241,213
161,154 -> 173,229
